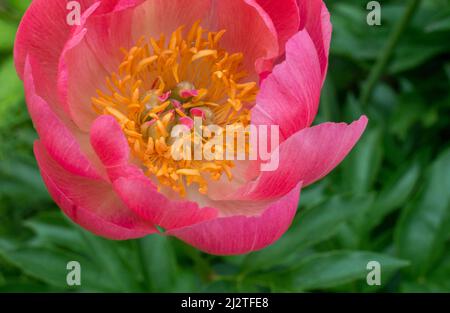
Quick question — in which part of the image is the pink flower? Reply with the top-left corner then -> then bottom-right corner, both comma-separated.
14,0 -> 367,255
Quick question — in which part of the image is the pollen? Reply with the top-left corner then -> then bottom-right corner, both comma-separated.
92,22 -> 259,197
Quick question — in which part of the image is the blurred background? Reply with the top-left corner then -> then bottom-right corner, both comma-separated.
0,0 -> 449,292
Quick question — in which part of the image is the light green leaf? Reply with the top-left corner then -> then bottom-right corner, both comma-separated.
0,19 -> 17,52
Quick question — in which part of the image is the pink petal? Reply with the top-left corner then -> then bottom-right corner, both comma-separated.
24,55 -> 102,180
34,141 -> 156,240
297,0 -> 332,79
167,182 -> 302,255
57,2 -> 143,131
131,0 -> 211,42
256,0 -> 300,53
90,115 -> 130,167
113,176 -> 218,230
218,116 -> 368,201
14,0 -> 142,109
132,0 -> 279,75
252,30 -> 323,141
208,0 -> 279,76
90,115 -> 141,181
15,0 -> 90,81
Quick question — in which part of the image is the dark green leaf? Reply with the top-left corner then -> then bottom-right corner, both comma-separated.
138,235 -> 177,291
396,149 -> 450,276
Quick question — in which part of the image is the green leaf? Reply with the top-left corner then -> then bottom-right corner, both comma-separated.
25,212 -> 86,250
267,251 -> 408,291
79,230 -> 142,291
396,148 -> 450,276
138,235 -> 177,291
0,56 -> 23,127
342,127 -> 383,194
365,162 -> 421,230
426,11 -> 450,32
0,246 -> 113,291
317,77 -> 339,123
330,3 -> 389,61
425,251 -> 450,291
0,19 -> 17,52
389,32 -> 450,74
7,0 -> 32,14
0,158 -> 47,197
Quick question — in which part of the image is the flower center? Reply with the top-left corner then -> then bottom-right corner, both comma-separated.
92,22 -> 259,196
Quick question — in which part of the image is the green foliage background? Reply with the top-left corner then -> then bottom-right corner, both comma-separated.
0,0 -> 449,292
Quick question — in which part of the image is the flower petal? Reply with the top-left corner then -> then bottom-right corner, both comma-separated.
57,1 -> 145,131
24,55 -> 102,179
90,115 -> 142,181
14,0 -> 142,107
132,0 -> 279,75
252,29 -> 323,140
15,0 -> 89,81
34,141 -> 156,240
208,0 -> 279,75
219,116 -> 368,201
167,182 -> 302,255
297,0 -> 332,79
256,0 -> 300,53
113,176 -> 219,230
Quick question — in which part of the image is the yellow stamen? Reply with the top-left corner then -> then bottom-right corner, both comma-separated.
91,22 -> 258,196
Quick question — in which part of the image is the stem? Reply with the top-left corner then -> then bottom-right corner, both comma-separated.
360,0 -> 421,107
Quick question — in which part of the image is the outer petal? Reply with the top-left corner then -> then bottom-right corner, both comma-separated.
90,115 -> 219,229
24,55 -> 102,179
297,0 -> 332,78
34,142 -> 156,240
219,116 -> 368,201
14,0 -> 142,103
252,30 -> 323,140
209,0 -> 279,75
167,182 -> 302,255
15,0 -> 91,81
256,0 -> 300,53
58,1 -> 145,131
